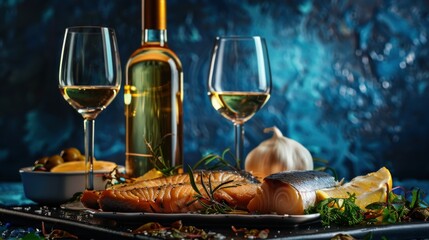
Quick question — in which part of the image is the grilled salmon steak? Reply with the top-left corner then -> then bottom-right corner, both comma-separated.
111,170 -> 256,190
81,190 -> 101,210
81,170 -> 258,210
247,170 -> 337,215
99,182 -> 259,213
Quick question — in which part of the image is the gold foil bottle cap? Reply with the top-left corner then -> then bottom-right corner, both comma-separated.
142,0 -> 166,30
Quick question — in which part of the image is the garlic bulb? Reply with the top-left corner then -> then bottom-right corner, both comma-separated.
244,126 -> 313,180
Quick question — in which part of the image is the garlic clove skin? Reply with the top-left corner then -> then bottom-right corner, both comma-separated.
244,126 -> 313,180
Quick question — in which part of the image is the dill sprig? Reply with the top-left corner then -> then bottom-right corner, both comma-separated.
192,148 -> 241,171
186,165 -> 240,214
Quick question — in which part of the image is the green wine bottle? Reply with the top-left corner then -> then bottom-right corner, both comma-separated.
125,0 -> 183,177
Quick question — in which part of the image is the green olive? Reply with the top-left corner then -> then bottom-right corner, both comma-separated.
45,155 -> 64,171
60,147 -> 82,162
34,156 -> 49,166
33,165 -> 47,172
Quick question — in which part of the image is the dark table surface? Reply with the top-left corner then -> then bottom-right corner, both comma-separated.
1,182 -> 429,239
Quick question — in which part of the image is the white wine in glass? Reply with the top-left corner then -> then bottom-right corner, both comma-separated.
59,26 -> 121,190
60,86 -> 119,119
208,36 -> 272,163
209,92 -> 270,124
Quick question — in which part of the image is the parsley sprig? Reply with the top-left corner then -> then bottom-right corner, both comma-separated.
365,188 -> 429,223
306,193 -> 364,226
306,188 -> 429,227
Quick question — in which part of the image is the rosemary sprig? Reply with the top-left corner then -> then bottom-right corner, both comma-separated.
192,148 -> 241,171
145,134 -> 182,176
186,165 -> 240,214
145,145 -> 241,177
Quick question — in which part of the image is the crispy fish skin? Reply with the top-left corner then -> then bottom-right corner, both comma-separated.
98,182 -> 259,213
112,170 -> 255,190
81,171 -> 255,210
247,170 -> 336,215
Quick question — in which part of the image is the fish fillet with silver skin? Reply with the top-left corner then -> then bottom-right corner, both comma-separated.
247,170 -> 337,215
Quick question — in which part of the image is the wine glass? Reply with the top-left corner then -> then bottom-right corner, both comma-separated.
59,26 -> 121,190
208,36 -> 272,163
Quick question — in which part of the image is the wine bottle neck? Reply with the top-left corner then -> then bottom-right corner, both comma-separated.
142,29 -> 167,46
141,0 -> 167,46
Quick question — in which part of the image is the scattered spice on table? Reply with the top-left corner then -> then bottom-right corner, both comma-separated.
131,220 -> 270,239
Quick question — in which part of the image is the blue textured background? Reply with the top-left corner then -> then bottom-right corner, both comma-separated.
0,0 -> 428,187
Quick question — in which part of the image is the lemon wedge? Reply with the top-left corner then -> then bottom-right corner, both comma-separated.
50,160 -> 117,173
139,168 -> 164,180
316,167 -> 393,210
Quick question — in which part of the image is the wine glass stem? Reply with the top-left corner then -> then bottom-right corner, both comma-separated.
234,123 -> 244,165
84,118 -> 95,190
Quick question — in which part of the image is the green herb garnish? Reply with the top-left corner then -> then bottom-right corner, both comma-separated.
145,134 -> 182,176
365,188 -> 429,223
192,148 -> 241,171
186,165 -> 240,214
147,141 -> 240,176
307,188 -> 429,227
306,192 -> 364,226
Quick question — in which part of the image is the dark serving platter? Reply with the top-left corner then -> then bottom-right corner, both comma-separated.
1,182 -> 429,239
1,205 -> 429,239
